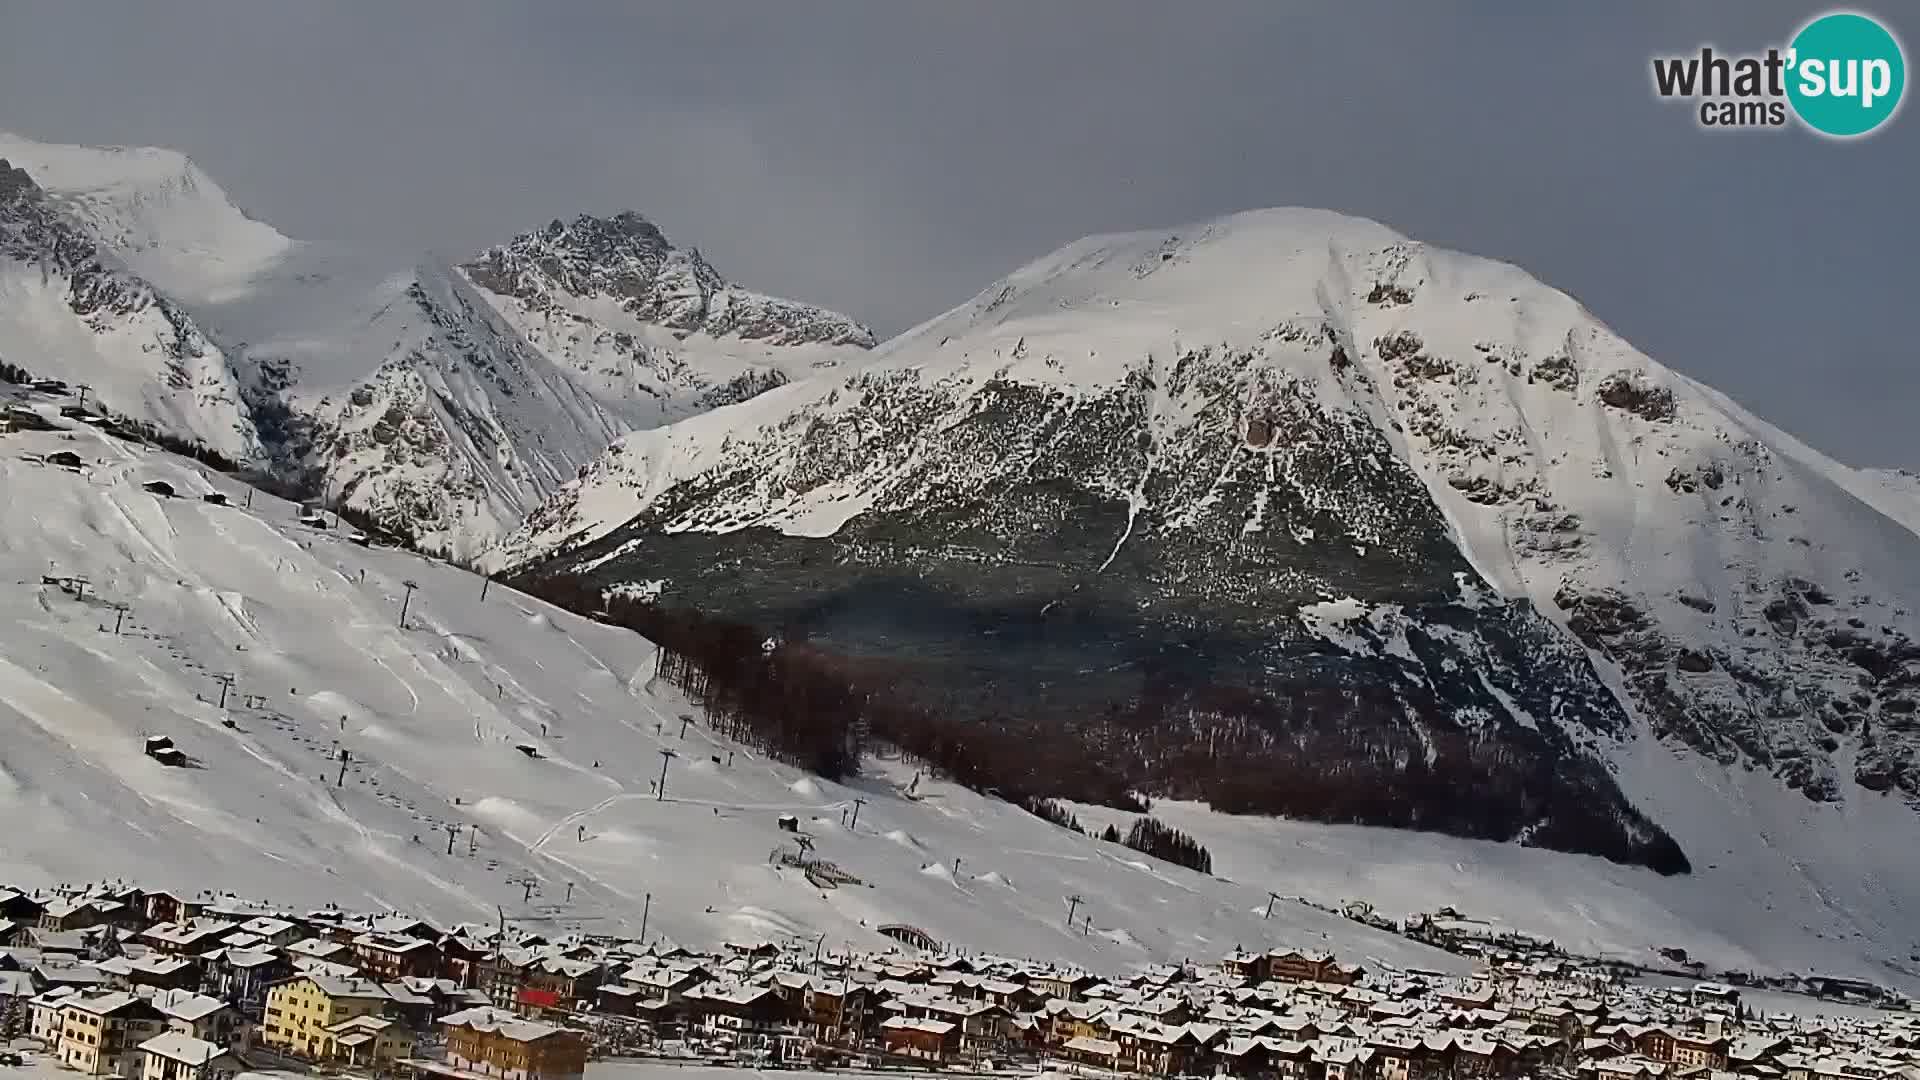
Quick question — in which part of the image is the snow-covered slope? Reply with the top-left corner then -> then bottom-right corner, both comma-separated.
1068,774 -> 1920,987
498,208 -> 1920,981
288,262 -> 638,552
0,408 -> 1473,974
0,134 -> 872,557
1852,467 -> 1920,539
5,410 -> 1918,986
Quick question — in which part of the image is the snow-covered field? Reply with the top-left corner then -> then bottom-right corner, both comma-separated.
1070,778 -> 1920,989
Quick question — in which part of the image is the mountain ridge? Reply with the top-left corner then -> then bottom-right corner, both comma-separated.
464,210 -> 876,349
497,207 -> 1920,908
0,132 -> 875,556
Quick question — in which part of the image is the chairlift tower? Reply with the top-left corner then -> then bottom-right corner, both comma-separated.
209,672 -> 236,709
656,748 -> 678,800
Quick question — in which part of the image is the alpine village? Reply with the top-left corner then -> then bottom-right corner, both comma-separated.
1,881 -> 1918,1080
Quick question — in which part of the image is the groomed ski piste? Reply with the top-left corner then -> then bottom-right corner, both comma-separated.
0,395 -> 1910,989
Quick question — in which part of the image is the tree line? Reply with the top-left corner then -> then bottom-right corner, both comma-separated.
515,573 -> 1148,806
1014,797 -> 1218,876
1018,796 -> 1085,834
1124,816 -> 1213,874
510,574 -> 1688,875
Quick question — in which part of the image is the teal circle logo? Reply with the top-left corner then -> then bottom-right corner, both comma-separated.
1787,12 -> 1906,137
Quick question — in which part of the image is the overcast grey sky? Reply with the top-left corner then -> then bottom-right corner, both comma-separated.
2,2 -> 1914,466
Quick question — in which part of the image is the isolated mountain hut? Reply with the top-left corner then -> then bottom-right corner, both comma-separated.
143,736 -> 187,767
141,480 -> 176,498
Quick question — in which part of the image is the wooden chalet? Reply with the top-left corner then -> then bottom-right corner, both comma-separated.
803,979 -> 873,1041
438,1005 -> 588,1080
38,896 -> 141,933
200,947 -> 286,1020
1028,969 -> 1102,1001
880,1015 -> 959,1061
141,918 -> 238,955
687,981 -> 795,1036
519,957 -> 603,1012
1113,1021 -> 1212,1076
138,892 -> 206,927
350,931 -> 441,980
1268,949 -> 1365,986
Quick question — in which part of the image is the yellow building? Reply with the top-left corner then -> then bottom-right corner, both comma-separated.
1046,1001 -> 1112,1046
57,991 -> 167,1077
262,974 -> 392,1058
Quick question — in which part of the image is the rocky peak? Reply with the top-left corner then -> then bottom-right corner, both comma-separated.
547,209 -> 674,258
504,211 -> 706,298
464,211 -> 875,349
0,157 -> 109,274
0,159 -> 41,205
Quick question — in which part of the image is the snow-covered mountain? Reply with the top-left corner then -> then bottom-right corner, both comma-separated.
7,130 -> 1920,986
464,212 -> 872,420
287,261 -> 642,548
0,133 -> 873,556
1855,467 -> 1920,539
0,153 -> 261,460
0,133 -> 292,306
499,209 -> 1920,935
